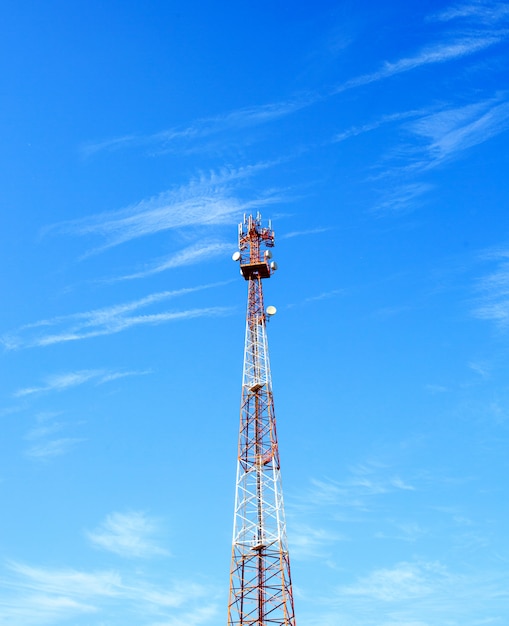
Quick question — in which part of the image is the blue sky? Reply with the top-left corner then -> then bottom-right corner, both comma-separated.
1,1 -> 509,624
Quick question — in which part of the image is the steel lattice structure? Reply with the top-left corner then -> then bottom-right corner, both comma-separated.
228,213 -> 296,626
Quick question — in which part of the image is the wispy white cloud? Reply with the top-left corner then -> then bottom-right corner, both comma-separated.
1,283 -> 231,350
323,560 -> 509,626
390,477 -> 416,491
472,247 -> 509,327
407,97 -> 509,169
332,27 -> 509,218
475,300 -> 509,327
432,0 -> 509,24
0,560 -> 214,625
371,95 -> 509,216
80,133 -> 138,156
303,289 -> 344,304
333,110 -> 426,143
14,370 -> 96,398
287,289 -> 343,309
86,511 -> 169,558
8,562 -> 121,598
14,369 -> 147,397
34,410 -> 63,423
81,5 -> 509,165
425,383 -> 449,394
290,462 -> 417,519
82,98 -> 314,157
340,561 -> 437,602
372,305 -> 414,320
25,438 -> 85,460
0,405 -> 25,418
25,422 -> 64,441
368,97 -> 509,216
468,360 -> 491,378
374,521 -> 428,543
347,462 -> 416,496
0,594 -> 97,625
111,242 -> 233,281
0,412 -> 74,464
334,34 -> 506,95
149,605 -> 219,626
45,166 -> 282,255
280,227 -> 331,239
288,523 -> 347,560
23,411 -> 84,461
371,183 -> 433,214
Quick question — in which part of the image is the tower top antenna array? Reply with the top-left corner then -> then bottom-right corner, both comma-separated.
228,214 -> 296,626
232,212 -> 278,282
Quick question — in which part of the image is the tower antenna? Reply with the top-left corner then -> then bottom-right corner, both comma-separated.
228,214 -> 296,626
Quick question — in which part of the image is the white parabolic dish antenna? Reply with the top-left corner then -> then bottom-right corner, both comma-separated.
232,251 -> 241,262
266,305 -> 277,316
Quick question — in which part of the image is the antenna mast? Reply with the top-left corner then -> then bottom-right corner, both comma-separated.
228,213 -> 296,626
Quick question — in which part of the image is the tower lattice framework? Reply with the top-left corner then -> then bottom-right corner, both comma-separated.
228,213 -> 296,626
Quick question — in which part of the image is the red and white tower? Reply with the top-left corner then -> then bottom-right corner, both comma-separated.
228,213 -> 296,626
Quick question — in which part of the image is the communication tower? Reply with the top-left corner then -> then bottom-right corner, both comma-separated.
228,213 -> 296,626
